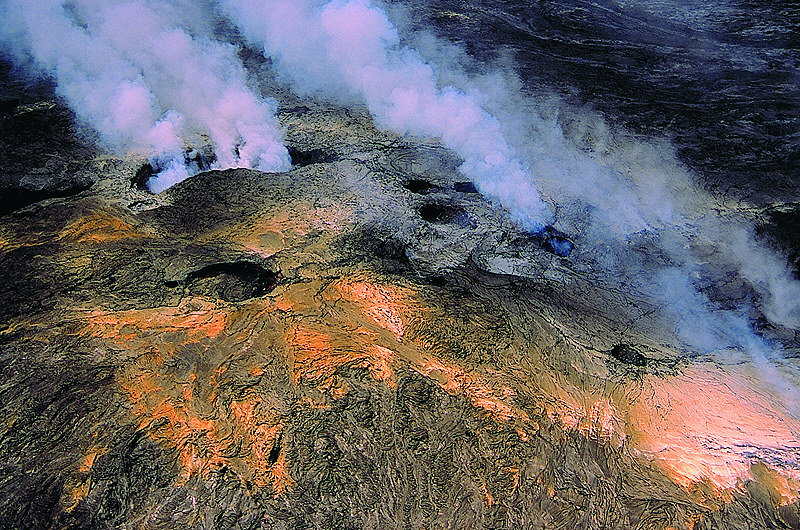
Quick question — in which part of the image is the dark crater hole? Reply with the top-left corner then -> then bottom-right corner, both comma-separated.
335,229 -> 411,273
759,207 -> 800,276
454,181 -> 479,193
418,203 -> 475,228
0,182 -> 92,216
536,226 -> 575,257
182,261 -> 280,302
267,432 -> 283,465
132,147 -> 216,191
403,179 -> 439,194
609,344 -> 648,367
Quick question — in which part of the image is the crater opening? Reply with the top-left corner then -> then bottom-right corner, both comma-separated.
403,179 -> 438,194
609,344 -> 648,366
182,261 -> 280,302
0,183 -> 92,216
453,181 -> 479,193
537,226 -> 574,257
267,432 -> 283,465
131,147 -> 216,191
336,229 -> 411,273
132,163 -> 155,191
288,147 -> 336,167
418,203 -> 474,227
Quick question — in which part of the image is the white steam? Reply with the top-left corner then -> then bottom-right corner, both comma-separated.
0,0 -> 290,191
221,0 -> 553,230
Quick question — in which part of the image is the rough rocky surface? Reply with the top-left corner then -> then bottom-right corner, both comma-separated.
1,61 -> 800,530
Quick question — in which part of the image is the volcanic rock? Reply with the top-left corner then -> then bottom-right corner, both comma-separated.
1,61 -> 799,530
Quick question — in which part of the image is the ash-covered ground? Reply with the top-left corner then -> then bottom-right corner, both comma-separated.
2,1 -> 800,529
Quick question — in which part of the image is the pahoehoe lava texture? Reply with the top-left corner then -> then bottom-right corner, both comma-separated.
1,53 -> 799,530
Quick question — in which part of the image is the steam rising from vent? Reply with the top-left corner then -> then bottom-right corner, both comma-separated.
220,0 -> 553,230
0,0 -> 290,191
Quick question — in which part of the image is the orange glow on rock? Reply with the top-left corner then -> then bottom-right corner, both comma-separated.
367,345 -> 396,388
270,447 -> 292,495
627,363 -> 800,502
83,298 -> 228,344
288,324 -> 400,396
65,481 -> 90,512
481,483 -> 494,506
230,399 -> 257,427
59,211 -> 151,244
336,280 -> 408,340
585,398 -> 619,440
69,252 -> 800,512
229,398 -> 288,491
289,327 -> 334,387
506,467 -> 520,494
78,452 -> 98,474
202,202 -> 348,259
554,397 -> 623,444
416,355 -> 529,424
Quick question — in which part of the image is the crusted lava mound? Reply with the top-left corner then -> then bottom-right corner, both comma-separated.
1,68 -> 799,530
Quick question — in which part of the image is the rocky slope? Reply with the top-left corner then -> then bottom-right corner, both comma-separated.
1,63 -> 799,530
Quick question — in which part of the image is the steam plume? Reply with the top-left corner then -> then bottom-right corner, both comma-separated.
220,0 -> 553,230
0,0 -> 290,191
218,0 -> 800,398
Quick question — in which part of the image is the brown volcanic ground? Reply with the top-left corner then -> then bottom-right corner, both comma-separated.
1,66 -> 800,530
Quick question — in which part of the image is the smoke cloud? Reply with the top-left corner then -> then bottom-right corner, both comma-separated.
0,0 -> 290,191
218,0 -> 799,397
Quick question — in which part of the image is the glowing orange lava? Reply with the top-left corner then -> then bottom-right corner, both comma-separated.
82,298 -> 228,345
416,355 -> 528,423
202,202 -> 347,258
335,279 -> 409,340
71,262 -> 800,510
78,298 -> 296,492
287,324 -> 400,395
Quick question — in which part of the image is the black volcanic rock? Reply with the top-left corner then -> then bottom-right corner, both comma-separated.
609,343 -> 648,367
288,147 -> 336,167
454,181 -> 479,193
539,226 -> 574,257
403,178 -> 438,194
131,162 -> 156,191
418,202 -> 475,228
0,61 -> 96,215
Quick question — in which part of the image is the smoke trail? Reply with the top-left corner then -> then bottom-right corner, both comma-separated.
0,0 -> 290,192
220,0 -> 553,230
